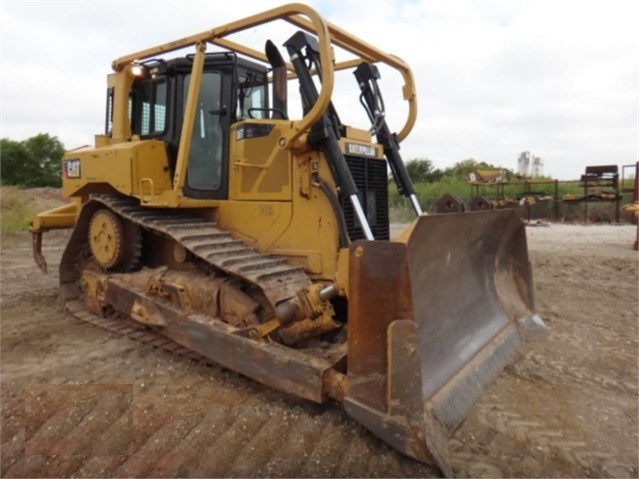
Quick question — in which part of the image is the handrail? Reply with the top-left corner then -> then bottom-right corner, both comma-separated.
110,2 -> 417,146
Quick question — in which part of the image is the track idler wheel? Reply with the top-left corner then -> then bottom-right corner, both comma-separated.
88,208 -> 142,271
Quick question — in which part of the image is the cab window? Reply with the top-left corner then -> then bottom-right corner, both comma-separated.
131,79 -> 168,136
236,72 -> 267,120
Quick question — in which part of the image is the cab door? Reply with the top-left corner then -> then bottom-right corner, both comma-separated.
183,69 -> 232,199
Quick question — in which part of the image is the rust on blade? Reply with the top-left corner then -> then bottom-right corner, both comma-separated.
344,240 -> 453,474
345,318 -> 453,477
388,320 -> 452,477
347,240 -> 414,412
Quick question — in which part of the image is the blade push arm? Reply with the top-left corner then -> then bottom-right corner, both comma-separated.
355,62 -> 422,216
284,31 -> 375,241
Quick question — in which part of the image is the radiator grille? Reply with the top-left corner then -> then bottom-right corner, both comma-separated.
341,156 -> 389,241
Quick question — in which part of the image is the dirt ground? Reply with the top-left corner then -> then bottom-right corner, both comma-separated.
1,222 -> 637,478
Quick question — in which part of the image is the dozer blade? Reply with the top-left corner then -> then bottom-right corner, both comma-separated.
344,210 -> 546,476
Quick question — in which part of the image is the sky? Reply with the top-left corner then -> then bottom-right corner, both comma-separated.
1,0 -> 637,180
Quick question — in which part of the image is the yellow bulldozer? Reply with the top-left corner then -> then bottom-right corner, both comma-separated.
31,4 -> 546,475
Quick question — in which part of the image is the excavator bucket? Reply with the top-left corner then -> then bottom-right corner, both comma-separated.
345,210 -> 546,475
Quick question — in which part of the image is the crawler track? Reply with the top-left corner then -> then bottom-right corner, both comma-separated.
56,194 -> 342,406
60,194 -> 311,308
66,299 -> 211,364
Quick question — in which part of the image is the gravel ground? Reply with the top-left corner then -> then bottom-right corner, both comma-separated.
1,222 -> 637,477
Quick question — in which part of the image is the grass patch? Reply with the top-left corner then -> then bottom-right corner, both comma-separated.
1,186 -> 66,236
1,186 -> 40,233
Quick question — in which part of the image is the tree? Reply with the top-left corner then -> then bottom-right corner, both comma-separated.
404,158 -> 444,183
1,133 -> 64,187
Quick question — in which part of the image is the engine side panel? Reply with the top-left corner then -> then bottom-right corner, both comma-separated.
62,140 -> 172,201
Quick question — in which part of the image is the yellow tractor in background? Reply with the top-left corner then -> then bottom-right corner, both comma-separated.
31,4 -> 546,475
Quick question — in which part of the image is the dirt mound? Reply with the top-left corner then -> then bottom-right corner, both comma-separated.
1,186 -> 65,211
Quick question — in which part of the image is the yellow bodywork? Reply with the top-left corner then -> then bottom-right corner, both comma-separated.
61,140 -> 172,200
32,2 -> 407,285
35,117 -> 376,284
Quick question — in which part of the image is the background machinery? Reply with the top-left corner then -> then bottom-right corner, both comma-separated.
31,4 -> 545,475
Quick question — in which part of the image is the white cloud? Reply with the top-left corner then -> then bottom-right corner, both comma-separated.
1,0 -> 637,179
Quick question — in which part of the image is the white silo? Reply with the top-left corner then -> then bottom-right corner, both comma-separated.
532,156 -> 544,177
517,151 -> 531,177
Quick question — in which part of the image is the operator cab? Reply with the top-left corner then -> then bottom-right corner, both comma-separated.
107,53 -> 270,199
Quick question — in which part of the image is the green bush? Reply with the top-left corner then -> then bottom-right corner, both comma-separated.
1,134 -> 64,188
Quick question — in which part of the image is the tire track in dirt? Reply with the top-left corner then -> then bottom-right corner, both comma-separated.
517,349 -> 637,395
297,416 -> 353,477
187,405 -> 279,477
332,428 -> 380,478
71,455 -> 129,478
25,386 -> 132,457
147,405 -> 234,477
449,329 -> 637,475
258,405 -> 328,477
117,411 -> 213,477
222,407 -> 293,477
469,398 -> 630,478
6,455 -> 86,478
0,428 -> 24,476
